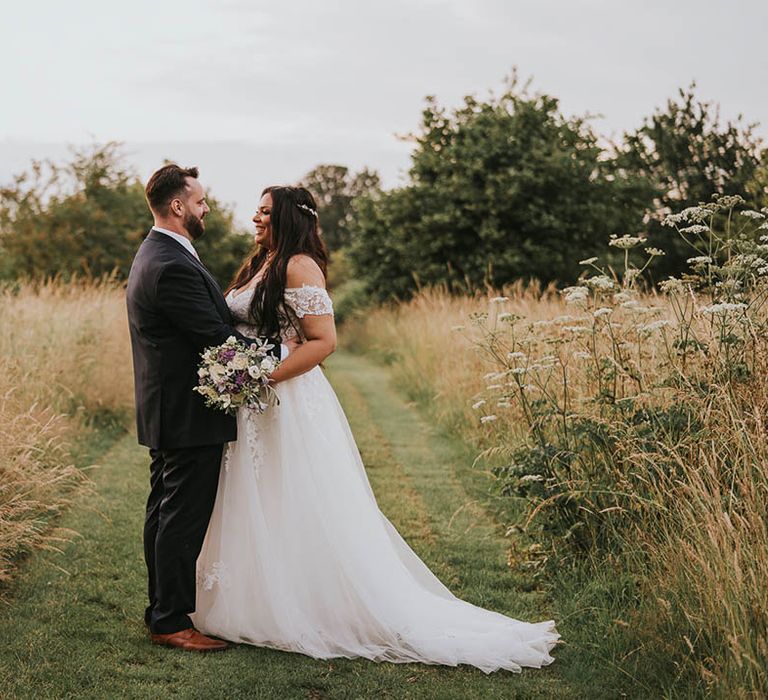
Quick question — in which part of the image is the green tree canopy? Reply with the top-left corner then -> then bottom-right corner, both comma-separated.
617,84 -> 766,277
0,143 -> 253,285
299,164 -> 380,252
348,78 -> 638,300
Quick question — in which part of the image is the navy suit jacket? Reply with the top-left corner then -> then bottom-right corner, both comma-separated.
126,229 -> 279,449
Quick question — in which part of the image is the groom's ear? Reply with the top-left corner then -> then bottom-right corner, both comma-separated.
170,198 -> 184,216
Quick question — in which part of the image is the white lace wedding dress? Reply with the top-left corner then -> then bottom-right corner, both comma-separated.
192,285 -> 559,673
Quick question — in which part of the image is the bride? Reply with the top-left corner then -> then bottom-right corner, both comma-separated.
192,185 -> 559,673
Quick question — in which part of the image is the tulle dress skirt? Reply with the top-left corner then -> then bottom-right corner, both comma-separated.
193,366 -> 559,673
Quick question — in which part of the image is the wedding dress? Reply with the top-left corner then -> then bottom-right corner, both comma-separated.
192,285 -> 559,673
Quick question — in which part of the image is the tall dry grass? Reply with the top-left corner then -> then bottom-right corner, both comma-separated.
341,281 -> 561,443
340,205 -> 768,696
0,279 -> 133,582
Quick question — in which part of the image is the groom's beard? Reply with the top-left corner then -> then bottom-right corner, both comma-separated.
184,212 -> 206,241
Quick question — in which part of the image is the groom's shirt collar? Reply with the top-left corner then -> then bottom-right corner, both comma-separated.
152,226 -> 199,260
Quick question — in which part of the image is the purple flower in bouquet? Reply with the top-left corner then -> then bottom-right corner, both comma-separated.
194,336 -> 280,415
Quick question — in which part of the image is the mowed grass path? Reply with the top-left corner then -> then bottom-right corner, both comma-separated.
0,351 -> 570,699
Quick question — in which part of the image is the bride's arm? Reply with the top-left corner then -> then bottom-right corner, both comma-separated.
269,255 -> 336,384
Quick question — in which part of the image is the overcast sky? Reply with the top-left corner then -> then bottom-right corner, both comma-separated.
2,0 -> 766,225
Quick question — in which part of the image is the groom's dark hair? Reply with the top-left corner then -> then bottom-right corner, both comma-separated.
145,164 -> 199,215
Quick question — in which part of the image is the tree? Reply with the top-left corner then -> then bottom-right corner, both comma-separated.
299,164 -> 380,252
617,84 -> 767,277
0,143 -> 149,280
0,144 -> 253,285
348,77 -> 637,301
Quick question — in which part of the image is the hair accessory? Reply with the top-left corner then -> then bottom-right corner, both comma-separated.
297,203 -> 318,218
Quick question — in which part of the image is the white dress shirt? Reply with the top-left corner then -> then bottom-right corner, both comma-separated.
152,226 -> 288,360
152,226 -> 199,259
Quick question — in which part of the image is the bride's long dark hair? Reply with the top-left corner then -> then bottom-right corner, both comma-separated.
227,186 -> 328,338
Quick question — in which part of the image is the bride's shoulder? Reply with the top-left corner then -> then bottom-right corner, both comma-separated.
286,254 -> 325,289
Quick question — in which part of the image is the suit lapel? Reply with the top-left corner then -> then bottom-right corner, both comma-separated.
147,229 -> 229,316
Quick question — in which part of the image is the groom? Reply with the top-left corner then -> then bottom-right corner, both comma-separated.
126,164 -> 285,652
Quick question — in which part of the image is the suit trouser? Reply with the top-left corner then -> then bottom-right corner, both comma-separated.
143,444 -> 224,634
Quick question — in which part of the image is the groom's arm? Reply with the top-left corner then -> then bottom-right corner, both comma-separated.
155,263 -> 281,357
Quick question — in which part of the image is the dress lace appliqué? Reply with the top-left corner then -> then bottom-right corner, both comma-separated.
245,409 -> 264,479
198,561 -> 231,591
283,285 -> 334,318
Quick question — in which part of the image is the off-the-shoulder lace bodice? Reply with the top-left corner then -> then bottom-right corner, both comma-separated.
227,284 -> 334,341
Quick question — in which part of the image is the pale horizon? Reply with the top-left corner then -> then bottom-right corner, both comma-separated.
3,0 -> 766,226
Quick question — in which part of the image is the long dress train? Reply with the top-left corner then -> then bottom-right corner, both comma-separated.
193,286 -> 559,673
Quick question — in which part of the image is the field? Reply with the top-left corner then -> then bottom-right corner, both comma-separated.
340,259 -> 768,698
2,231 -> 768,697
0,280 -> 133,583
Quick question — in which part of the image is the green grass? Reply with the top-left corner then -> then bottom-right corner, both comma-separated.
0,350 -> 630,699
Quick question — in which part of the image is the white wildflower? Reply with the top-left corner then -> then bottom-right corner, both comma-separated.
613,291 -> 634,303
715,195 -> 745,209
680,225 -> 709,235
700,302 -> 748,315
579,257 -> 598,265
562,286 -> 589,304
563,326 -> 592,334
510,367 -> 528,375
645,247 -> 665,257
520,474 -> 544,483
490,296 -> 509,304
498,312 -> 513,321
639,319 -> 671,334
609,234 -> 647,249
486,384 -> 504,390
659,277 -> 685,294
533,319 -> 553,328
593,307 -> 612,318
687,255 -> 712,265
496,400 -> 512,409
759,223 -> 768,231
741,210 -> 766,220
585,275 -> 615,291
506,351 -> 527,360
472,400 -> 486,410
552,315 -> 575,324
730,254 -> 767,269
681,206 -> 712,222
759,266 -> 768,276
480,415 -> 498,424
715,279 -> 743,292
663,206 -> 710,227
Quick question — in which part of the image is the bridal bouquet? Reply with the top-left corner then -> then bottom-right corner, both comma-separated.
194,336 -> 280,414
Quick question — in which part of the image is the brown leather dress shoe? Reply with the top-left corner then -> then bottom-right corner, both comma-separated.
150,628 -> 229,652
